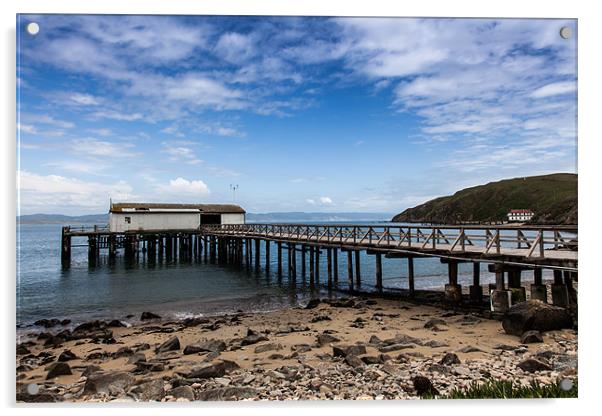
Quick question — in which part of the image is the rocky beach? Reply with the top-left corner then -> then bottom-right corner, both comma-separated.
16,296 -> 577,402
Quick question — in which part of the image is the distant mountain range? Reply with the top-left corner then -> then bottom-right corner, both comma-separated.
17,212 -> 394,225
392,173 -> 577,225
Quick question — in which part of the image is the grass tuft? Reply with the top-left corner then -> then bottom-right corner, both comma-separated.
423,378 -> 578,399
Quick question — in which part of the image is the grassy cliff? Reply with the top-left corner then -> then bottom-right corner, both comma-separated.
392,173 -> 577,225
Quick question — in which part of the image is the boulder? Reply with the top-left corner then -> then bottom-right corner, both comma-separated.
316,334 -> 340,347
35,318 -> 61,328
197,387 -> 257,401
128,379 -> 165,401
83,371 -> 136,396
517,358 -> 553,373
188,339 -> 226,354
424,318 -> 447,329
177,362 -> 226,379
127,353 -> 147,364
413,375 -> 439,396
502,300 -> 572,336
254,343 -> 282,353
81,365 -> 102,377
107,319 -> 127,327
16,344 -> 31,355
140,311 -> 161,321
155,336 -> 180,353
521,330 -> 544,344
332,344 -> 366,358
240,334 -> 268,346
46,362 -> 72,379
57,350 -> 78,362
134,361 -> 165,373
169,385 -> 195,401
345,354 -> 365,369
112,346 -> 134,358
378,343 -> 415,353
439,353 -> 461,366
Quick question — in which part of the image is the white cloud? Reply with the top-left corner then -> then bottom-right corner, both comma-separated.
214,32 -> 256,63
90,110 -> 143,121
158,177 -> 210,195
319,196 -> 333,205
69,93 -> 100,105
71,138 -> 137,158
531,81 -> 576,98
18,170 -> 134,213
87,128 -> 113,137
306,196 -> 334,206
162,143 -> 202,165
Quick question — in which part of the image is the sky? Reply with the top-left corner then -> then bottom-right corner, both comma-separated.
16,15 -> 577,215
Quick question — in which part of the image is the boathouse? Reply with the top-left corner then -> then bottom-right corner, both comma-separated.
109,202 -> 245,232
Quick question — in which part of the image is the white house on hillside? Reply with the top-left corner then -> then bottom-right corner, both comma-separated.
507,209 -> 534,222
109,202 -> 245,232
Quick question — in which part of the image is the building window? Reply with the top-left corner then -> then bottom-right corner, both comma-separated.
125,216 -> 131,224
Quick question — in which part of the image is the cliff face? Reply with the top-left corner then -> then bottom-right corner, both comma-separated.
392,173 -> 577,225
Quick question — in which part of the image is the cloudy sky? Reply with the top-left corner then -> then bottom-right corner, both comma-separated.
17,15 -> 577,215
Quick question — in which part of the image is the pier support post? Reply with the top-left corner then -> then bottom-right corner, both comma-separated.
315,246 -> 320,283
552,269 -> 569,307
166,236 -> 172,261
277,242 -> 282,277
530,268 -> 547,303
327,248 -> 333,289
489,264 -> 511,313
333,248 -> 338,283
347,250 -> 354,292
309,246 -> 315,288
508,269 -> 526,304
444,260 -> 462,304
564,271 -> 578,305
255,239 -> 261,271
61,227 -> 71,269
88,236 -> 98,267
375,253 -> 383,293
265,240 -> 270,274
108,234 -> 117,262
157,236 -> 163,262
291,243 -> 297,279
301,245 -> 306,278
354,250 -> 361,287
469,262 -> 483,303
408,256 -> 415,297
203,236 -> 208,263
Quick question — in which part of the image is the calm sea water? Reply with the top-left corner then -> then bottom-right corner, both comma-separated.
16,222 -> 535,327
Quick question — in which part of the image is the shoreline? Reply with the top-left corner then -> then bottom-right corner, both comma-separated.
16,295 -> 577,402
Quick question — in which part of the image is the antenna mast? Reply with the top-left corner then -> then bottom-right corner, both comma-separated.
229,184 -> 239,202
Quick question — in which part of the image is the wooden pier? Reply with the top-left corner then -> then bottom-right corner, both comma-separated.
61,223 -> 578,311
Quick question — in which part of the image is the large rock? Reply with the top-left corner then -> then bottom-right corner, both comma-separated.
83,371 -> 135,396
140,311 -> 161,320
197,387 -> 257,401
332,344 -> 366,358
502,300 -> 573,336
439,352 -> 461,366
412,375 -> 439,396
169,385 -> 195,401
46,362 -> 72,379
183,339 -> 226,355
521,330 -> 544,344
155,336 -> 180,353
517,358 -> 553,373
316,334 -> 341,347
177,362 -> 226,379
254,343 -> 282,353
57,350 -> 78,362
240,334 -> 268,346
128,379 -> 165,401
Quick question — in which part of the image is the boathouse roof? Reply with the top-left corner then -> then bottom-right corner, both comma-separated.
110,202 -> 245,214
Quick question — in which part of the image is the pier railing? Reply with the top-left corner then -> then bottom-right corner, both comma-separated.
201,223 -> 577,260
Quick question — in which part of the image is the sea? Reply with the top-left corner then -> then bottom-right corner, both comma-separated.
16,222 -> 550,329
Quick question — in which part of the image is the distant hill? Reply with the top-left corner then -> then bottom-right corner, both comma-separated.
392,173 -> 577,225
17,212 -> 393,225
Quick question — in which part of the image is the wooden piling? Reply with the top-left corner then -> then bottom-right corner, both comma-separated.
327,248 -> 333,289
309,246 -> 315,287
375,252 -> 383,293
277,242 -> 282,277
315,246 -> 320,282
265,240 -> 270,273
333,248 -> 338,283
291,243 -> 297,279
301,245 -> 306,277
354,250 -> 361,287
408,256 -> 415,297
347,250 -> 354,292
60,227 -> 71,268
255,239 -> 260,271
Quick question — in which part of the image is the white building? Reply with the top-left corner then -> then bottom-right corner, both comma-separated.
109,202 -> 245,232
507,209 -> 534,222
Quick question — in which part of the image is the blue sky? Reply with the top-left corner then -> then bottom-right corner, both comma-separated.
16,15 -> 577,215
